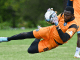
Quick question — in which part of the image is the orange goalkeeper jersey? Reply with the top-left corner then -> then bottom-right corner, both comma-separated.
33,13 -> 78,52
33,13 -> 78,44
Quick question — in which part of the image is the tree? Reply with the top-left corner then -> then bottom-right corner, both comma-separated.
0,0 -> 64,28
63,0 -> 68,9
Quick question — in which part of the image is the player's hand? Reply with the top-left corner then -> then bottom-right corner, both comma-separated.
45,8 -> 58,25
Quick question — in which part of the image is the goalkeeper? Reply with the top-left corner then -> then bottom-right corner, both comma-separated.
0,6 -> 78,53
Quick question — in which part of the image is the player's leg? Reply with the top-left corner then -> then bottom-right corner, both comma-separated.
28,38 -> 58,54
74,32 -> 80,58
0,24 -> 43,42
0,31 -> 35,42
27,25 -> 42,53
28,38 -> 40,53
0,26 -> 50,42
74,17 -> 80,58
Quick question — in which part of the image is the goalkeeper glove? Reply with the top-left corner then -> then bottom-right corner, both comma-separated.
45,8 -> 58,26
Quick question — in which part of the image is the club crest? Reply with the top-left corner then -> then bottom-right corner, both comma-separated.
64,22 -> 67,26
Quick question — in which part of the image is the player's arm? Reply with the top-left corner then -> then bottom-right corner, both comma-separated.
56,24 -> 78,42
67,0 -> 73,6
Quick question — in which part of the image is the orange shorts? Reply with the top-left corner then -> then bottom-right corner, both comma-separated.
33,26 -> 59,53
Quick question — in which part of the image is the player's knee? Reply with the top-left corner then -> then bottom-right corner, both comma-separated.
28,46 -> 39,54
27,47 -> 34,54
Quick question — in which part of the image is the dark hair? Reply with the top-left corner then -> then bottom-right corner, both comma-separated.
65,6 -> 74,14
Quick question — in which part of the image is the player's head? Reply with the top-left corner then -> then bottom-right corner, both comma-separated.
64,6 -> 74,22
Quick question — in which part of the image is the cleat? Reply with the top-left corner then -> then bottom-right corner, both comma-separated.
74,55 -> 80,58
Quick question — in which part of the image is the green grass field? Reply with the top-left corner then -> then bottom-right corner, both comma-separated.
0,28 -> 79,60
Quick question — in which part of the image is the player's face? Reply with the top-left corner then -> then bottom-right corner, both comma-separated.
64,10 -> 73,22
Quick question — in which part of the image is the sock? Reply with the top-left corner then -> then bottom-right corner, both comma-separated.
0,37 -> 8,42
74,47 -> 80,56
7,31 -> 34,41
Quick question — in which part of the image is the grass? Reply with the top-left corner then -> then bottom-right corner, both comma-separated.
0,28 -> 79,60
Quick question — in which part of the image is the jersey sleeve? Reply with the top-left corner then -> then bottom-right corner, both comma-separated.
66,24 -> 77,37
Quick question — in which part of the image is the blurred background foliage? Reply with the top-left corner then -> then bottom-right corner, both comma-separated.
0,0 -> 65,29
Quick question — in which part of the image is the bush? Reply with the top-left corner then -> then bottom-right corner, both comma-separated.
0,21 -> 11,29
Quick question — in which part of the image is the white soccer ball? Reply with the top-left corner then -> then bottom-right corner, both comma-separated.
45,8 -> 58,23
